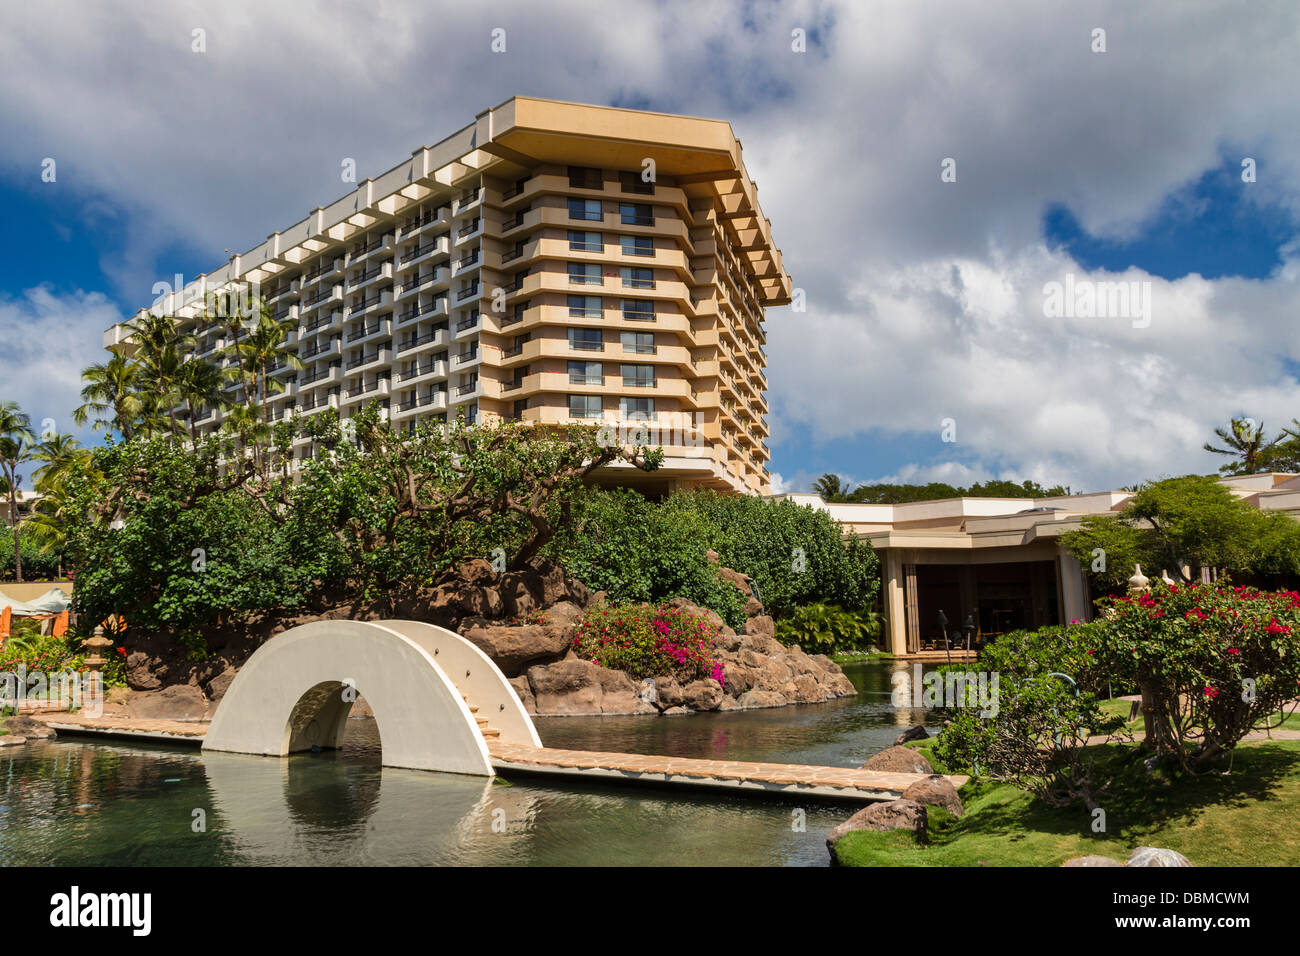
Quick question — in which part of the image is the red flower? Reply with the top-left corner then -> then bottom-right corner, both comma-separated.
117,646 -> 127,656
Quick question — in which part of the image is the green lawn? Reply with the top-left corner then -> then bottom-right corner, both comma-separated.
836,738 -> 1300,866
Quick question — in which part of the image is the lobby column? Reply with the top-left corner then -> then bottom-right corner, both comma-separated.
1058,545 -> 1090,623
884,548 -> 908,656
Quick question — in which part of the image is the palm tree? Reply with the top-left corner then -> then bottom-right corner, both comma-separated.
0,401 -> 34,581
177,359 -> 232,444
30,433 -> 91,493
812,473 -> 852,502
1269,419 -> 1300,472
1204,417 -> 1277,475
225,302 -> 302,422
125,312 -> 193,440
74,348 -> 143,440
222,403 -> 271,462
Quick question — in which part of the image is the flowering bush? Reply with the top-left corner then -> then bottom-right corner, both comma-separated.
0,623 -> 84,673
1091,582 -> 1300,772
933,622 -> 1126,809
571,602 -> 725,685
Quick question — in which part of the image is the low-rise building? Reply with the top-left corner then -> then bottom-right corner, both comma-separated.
782,473 -> 1300,656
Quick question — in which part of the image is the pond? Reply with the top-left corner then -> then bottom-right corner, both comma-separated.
0,658 -> 942,866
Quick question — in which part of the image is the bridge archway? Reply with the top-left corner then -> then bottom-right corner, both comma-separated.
203,620 -> 540,776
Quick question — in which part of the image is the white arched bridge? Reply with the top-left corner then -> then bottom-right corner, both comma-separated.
203,620 -> 541,775
39,619 -> 970,801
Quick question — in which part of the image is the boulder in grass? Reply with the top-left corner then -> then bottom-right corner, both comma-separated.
826,799 -> 928,861
1126,847 -> 1192,867
894,725 -> 929,746
862,745 -> 934,775
901,774 -> 964,816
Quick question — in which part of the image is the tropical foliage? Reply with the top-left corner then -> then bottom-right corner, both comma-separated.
1062,474 -> 1300,591
571,601 -> 726,685
1089,581 -> 1300,772
774,602 -> 882,655
812,475 -> 1071,503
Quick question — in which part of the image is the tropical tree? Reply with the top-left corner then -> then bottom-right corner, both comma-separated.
177,358 -> 231,444
125,312 -> 193,440
812,473 -> 851,501
1062,474 -> 1300,589
224,302 -> 302,422
1203,417 -> 1276,474
74,348 -> 143,440
1269,419 -> 1300,472
0,401 -> 34,580
30,432 -> 91,493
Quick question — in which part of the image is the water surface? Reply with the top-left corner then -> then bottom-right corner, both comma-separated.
0,659 -> 940,866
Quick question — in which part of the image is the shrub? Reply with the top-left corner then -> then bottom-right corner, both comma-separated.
976,622 -> 1115,697
1090,581 -> 1300,772
660,491 -> 879,617
550,489 -> 748,629
775,602 -> 882,655
551,488 -> 881,627
933,674 -> 1124,811
932,619 -> 1126,809
571,601 -> 725,686
0,525 -> 64,581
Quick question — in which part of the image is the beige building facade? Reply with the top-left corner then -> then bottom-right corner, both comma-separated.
783,473 -> 1300,656
106,97 -> 791,495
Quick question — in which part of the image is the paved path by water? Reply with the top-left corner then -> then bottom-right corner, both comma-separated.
34,714 -> 966,803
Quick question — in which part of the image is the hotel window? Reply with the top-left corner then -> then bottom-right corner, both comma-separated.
568,295 -> 603,318
513,398 -> 529,419
620,235 -> 654,257
568,394 -> 603,419
621,298 -> 655,321
621,364 -> 656,388
620,170 -> 654,195
511,301 -> 530,324
619,203 -> 653,226
620,267 -> 655,289
568,230 -> 602,252
568,262 -> 602,286
568,198 -> 603,222
568,165 -> 603,190
620,331 -> 655,354
568,360 -> 603,385
568,327 -> 603,351
620,396 -> 654,419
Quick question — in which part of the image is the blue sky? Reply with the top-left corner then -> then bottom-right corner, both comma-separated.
2,0 -> 1299,494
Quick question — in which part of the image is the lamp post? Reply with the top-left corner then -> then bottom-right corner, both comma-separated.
963,613 -> 976,654
1128,564 -> 1156,749
83,625 -> 110,673
938,610 -> 950,665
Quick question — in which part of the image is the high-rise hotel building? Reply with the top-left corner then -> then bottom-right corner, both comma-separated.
106,97 -> 791,494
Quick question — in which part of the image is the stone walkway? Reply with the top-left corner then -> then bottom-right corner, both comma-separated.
29,714 -> 964,802
487,741 -> 967,801
39,713 -> 207,741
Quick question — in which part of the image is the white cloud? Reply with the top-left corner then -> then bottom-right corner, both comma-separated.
0,287 -> 124,442
2,1 -> 1299,489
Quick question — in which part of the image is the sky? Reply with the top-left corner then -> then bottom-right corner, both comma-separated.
1,0 -> 1297,495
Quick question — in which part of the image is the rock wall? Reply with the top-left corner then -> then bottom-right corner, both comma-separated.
113,556 -> 858,719
462,581 -> 857,717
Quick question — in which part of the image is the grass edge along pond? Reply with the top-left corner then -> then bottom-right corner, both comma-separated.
836,737 -> 1300,867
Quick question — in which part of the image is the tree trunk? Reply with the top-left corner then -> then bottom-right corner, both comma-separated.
8,490 -> 22,583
